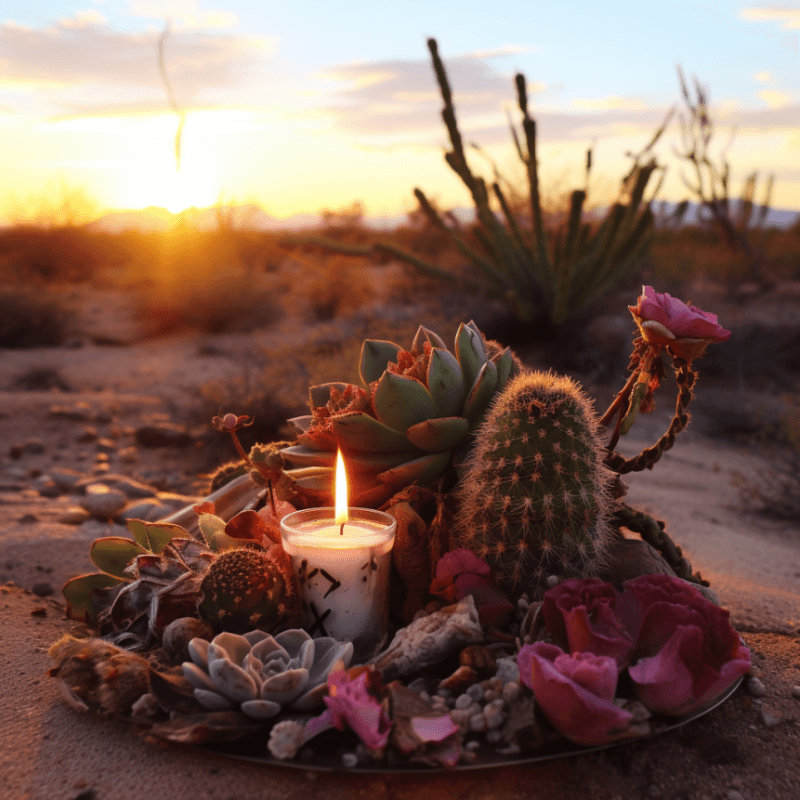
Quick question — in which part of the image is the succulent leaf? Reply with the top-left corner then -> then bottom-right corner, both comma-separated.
276,446 -> 336,468
62,573 -> 125,624
197,513 -> 228,552
309,383 -> 349,410
411,325 -> 448,353
455,322 -> 488,393
359,340 -> 403,385
377,451 -> 451,487
286,415 -> 312,436
406,417 -> 470,452
126,519 -> 149,549
126,520 -> 191,554
463,360 -> 498,422
373,372 -> 436,433
495,347 -> 515,389
90,537 -> 148,579
331,411 -> 415,452
427,348 -> 465,418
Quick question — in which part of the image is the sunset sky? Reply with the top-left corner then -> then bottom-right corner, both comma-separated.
2,1 -> 799,224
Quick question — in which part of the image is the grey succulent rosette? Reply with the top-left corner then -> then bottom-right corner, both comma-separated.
182,629 -> 353,719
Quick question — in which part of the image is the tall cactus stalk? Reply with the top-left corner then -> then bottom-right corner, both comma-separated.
288,38 -> 668,326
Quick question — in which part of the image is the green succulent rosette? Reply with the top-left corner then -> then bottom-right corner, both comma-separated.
281,322 -> 519,506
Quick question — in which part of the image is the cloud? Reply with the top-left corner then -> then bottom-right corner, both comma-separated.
0,16 -> 276,112
571,96 -> 646,111
740,7 -> 800,28
758,89 -> 793,108
318,51 -> 545,139
753,71 -> 774,82
129,1 -> 238,30
59,10 -> 108,29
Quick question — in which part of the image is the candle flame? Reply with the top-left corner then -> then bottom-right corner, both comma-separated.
335,449 -> 349,525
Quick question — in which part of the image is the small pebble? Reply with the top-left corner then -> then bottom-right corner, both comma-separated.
419,691 -> 431,703
466,684 -> 484,703
747,666 -> 761,679
464,740 -> 480,751
546,575 -> 560,588
459,750 -> 477,764
746,677 -> 766,697
484,689 -> 502,703
484,702 -> 506,730
407,678 -> 427,694
502,682 -> 521,705
341,753 -> 358,768
454,694 -> 473,711
435,688 -> 452,700
727,790 -> 745,800
485,729 -> 503,746
488,676 -> 503,692
468,712 -> 488,733
788,685 -> 800,699
59,507 -> 91,525
760,705 -> 782,727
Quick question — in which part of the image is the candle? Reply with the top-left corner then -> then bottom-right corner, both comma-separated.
280,451 -> 396,659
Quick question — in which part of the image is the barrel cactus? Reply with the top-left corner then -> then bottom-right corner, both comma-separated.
452,371 -> 615,600
282,322 -> 520,506
200,548 -> 292,634
182,629 -> 354,718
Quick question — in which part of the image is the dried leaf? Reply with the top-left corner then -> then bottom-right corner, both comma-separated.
145,711 -> 261,744
148,667 -> 200,714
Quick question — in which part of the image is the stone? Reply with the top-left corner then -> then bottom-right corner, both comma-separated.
759,704 -> 783,727
116,500 -> 180,523
372,596 -> 483,681
32,475 -> 60,498
47,403 -> 94,422
595,538 -> 677,589
495,657 -> 520,686
134,423 -> 193,448
96,438 -> 117,453
75,474 -> 158,499
747,677 -> 766,697
59,507 -> 91,525
790,685 -> 800,700
49,468 -> 85,493
79,484 -> 128,518
32,582 -> 55,597
77,426 -> 99,443
162,617 -> 214,664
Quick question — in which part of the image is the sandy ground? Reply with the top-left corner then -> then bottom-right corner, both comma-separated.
1,292 -> 799,800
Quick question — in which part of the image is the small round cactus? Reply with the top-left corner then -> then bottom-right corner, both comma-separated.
452,371 -> 615,600
209,462 -> 249,493
200,548 -> 292,634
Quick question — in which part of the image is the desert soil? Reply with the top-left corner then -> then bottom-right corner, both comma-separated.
1,281 -> 799,800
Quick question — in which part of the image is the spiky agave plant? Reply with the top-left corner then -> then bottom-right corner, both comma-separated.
280,322 -> 521,507
451,371 -> 615,599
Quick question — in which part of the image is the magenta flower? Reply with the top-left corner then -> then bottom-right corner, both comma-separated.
622,575 -> 751,716
542,578 -> 634,668
629,285 -> 731,360
306,669 -> 392,750
430,549 -> 513,624
518,642 -> 633,746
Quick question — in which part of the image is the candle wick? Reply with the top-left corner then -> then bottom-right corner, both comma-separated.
339,522 -> 345,536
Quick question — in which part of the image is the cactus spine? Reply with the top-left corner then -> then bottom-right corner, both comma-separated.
452,371 -> 615,599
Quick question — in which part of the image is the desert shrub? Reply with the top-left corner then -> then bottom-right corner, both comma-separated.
297,254 -> 375,322
0,290 -> 73,348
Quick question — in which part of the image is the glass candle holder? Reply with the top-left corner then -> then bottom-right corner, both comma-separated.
280,507 -> 396,660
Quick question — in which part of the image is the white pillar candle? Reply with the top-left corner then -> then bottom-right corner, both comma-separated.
280,507 -> 396,659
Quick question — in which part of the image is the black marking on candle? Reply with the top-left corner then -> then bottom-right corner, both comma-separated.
307,568 -> 319,579
339,522 -> 345,536
308,602 -> 330,637
369,555 -> 378,571
362,576 -> 367,583
299,559 -> 308,577
320,569 -> 342,599
360,561 -> 369,570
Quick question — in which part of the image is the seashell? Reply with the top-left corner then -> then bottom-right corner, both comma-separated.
372,596 -> 483,682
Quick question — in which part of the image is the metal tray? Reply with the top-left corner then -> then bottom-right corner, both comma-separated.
185,676 -> 743,773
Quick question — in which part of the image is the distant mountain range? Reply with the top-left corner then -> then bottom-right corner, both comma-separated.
84,200 -> 798,234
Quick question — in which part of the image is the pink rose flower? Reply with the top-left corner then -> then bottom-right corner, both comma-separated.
430,549 -> 513,624
622,575 -> 751,716
542,578 -> 634,668
306,669 -> 392,750
629,286 -> 731,360
517,642 -> 633,746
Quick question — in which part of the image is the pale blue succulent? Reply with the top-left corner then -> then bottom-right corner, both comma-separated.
181,629 -> 353,719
